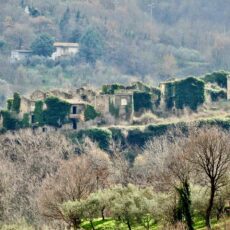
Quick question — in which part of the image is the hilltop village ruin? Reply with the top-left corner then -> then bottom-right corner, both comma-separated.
0,71 -> 229,132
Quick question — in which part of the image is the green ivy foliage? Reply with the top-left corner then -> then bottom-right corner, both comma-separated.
175,77 -> 205,110
84,105 -> 99,121
201,71 -> 229,88
133,91 -> 152,112
1,110 -> 19,130
164,77 -> 205,111
102,84 -> 125,94
7,99 -> 13,111
12,93 -> 21,113
20,113 -> 30,128
43,97 -> 71,127
76,128 -> 112,150
34,101 -> 44,125
207,89 -> 227,102
109,99 -> 120,118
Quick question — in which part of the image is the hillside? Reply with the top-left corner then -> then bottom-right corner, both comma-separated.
1,1 -> 230,107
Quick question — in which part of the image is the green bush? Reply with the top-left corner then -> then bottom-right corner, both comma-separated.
77,128 -> 112,150
133,91 -> 152,112
84,105 -> 99,121
102,84 -> 125,94
207,89 -> 227,102
43,97 -> 71,127
201,71 -> 229,88
109,127 -> 126,145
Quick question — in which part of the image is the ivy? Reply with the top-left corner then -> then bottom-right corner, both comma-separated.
12,93 -> 21,113
20,113 -> 30,128
7,99 -> 13,111
34,101 -> 44,125
1,110 -> 19,130
164,77 -> 205,111
207,89 -> 227,102
102,84 -> 125,94
109,99 -> 120,118
201,71 -> 229,88
43,97 -> 71,127
133,91 -> 152,112
76,128 -> 112,150
84,105 -> 100,121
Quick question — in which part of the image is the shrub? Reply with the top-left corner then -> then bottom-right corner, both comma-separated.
84,105 -> 99,121
207,89 -> 227,102
201,71 -> 229,88
77,128 -> 112,150
43,97 -> 71,127
133,91 -> 152,112
102,84 -> 125,94
109,127 -> 126,145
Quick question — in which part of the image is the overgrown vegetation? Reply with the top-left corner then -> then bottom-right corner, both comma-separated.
43,97 -> 71,127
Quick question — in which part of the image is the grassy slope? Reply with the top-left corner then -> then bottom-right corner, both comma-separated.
81,217 -> 230,230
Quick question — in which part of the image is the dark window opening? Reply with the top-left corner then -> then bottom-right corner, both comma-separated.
73,119 -> 77,130
42,127 -> 47,132
72,106 -> 77,114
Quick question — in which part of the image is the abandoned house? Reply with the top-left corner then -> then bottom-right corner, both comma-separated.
51,42 -> 79,60
10,50 -> 32,62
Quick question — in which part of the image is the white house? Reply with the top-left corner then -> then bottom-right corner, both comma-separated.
10,50 -> 32,62
51,42 -> 79,60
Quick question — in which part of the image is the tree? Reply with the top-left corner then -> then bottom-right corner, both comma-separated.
38,140 -> 112,226
187,127 -> 230,229
80,28 -> 104,64
108,185 -> 155,230
0,130 -> 73,224
134,133 -> 194,229
59,7 -> 71,40
31,34 -> 55,57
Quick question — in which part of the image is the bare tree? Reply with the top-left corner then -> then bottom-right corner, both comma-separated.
0,129 -> 74,225
38,140 -> 112,227
187,127 -> 230,229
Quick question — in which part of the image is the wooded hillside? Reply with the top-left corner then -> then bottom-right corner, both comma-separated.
1,0 -> 230,107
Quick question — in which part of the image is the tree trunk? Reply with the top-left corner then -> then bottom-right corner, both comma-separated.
127,219 -> 132,230
72,217 -> 81,230
101,207 -> 105,220
90,220 -> 95,230
205,184 -> 215,229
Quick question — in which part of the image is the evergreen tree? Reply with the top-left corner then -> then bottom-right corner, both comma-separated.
31,34 -> 55,57
80,28 -> 104,64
